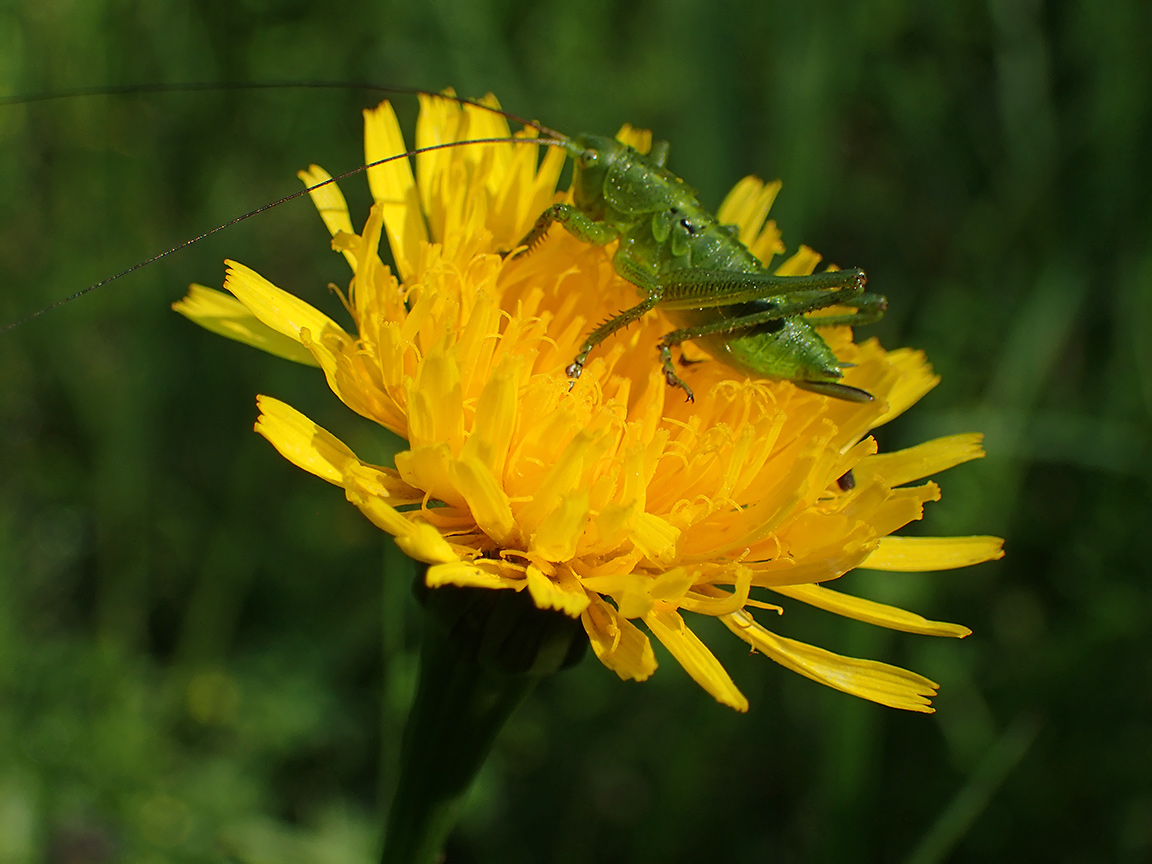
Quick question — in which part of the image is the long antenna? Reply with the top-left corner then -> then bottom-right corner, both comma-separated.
0,81 -> 568,142
0,134 -> 569,334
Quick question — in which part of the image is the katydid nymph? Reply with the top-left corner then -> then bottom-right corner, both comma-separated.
3,85 -> 886,402
513,131 -> 886,402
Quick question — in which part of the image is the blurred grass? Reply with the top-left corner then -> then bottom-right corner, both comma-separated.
1,0 -> 1150,861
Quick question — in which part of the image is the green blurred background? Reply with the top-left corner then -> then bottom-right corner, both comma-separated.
1,1 -> 1149,861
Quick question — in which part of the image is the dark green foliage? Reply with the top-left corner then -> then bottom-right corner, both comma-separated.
1,1 -> 1150,861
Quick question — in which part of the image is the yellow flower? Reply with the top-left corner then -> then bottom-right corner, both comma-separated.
174,93 -> 1003,713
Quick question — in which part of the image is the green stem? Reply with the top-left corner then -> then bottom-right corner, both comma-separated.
381,620 -> 537,864
380,583 -> 585,863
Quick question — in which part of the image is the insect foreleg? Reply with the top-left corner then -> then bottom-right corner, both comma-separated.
566,254 -> 663,383
513,203 -> 620,257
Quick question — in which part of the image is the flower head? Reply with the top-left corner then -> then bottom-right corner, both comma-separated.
175,93 -> 1003,712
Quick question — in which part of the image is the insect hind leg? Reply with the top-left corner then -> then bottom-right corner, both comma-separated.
660,285 -> 869,349
660,344 -> 697,402
804,291 -> 887,327
656,286 -> 872,402
658,267 -> 868,311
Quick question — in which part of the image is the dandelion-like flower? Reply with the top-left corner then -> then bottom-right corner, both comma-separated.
175,94 -> 1002,713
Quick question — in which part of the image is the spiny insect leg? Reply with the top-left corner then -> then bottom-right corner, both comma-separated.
566,254 -> 664,383
660,344 -> 696,402
513,203 -> 619,258
805,292 -> 888,327
567,292 -> 663,381
656,267 -> 868,312
658,286 -> 867,348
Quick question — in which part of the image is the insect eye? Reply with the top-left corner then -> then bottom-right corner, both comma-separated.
580,148 -> 600,168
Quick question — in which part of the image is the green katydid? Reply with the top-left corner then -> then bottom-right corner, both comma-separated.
513,131 -> 886,403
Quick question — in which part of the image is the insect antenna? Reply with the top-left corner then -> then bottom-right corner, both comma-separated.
0,81 -> 570,143
0,132 -> 569,334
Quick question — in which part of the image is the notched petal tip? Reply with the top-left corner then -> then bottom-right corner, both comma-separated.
173,284 -> 321,366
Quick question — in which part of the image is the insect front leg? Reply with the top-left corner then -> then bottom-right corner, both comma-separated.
565,252 -> 664,383
513,203 -> 619,257
513,206 -> 674,388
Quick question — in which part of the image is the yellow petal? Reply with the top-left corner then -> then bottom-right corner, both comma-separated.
426,561 -> 522,590
862,535 -> 1006,572
222,260 -> 349,353
253,395 -> 357,485
526,565 -> 590,617
629,512 -> 680,565
650,567 -> 698,605
748,219 -> 785,267
772,583 -> 971,637
532,490 -> 590,563
723,610 -> 940,712
298,164 -> 357,271
774,244 -> 822,276
580,571 -> 658,620
581,595 -> 657,681
395,445 -> 467,510
173,285 -> 320,366
516,429 -> 593,535
522,143 -> 567,240
448,456 -> 517,546
252,396 -> 456,564
407,346 -> 465,452
255,396 -> 418,502
716,176 -> 782,252
860,433 -> 985,488
363,101 -> 427,280
681,570 -> 754,617
458,358 -> 519,478
614,123 -> 651,154
645,608 -> 749,711
872,348 -> 940,424
350,490 -> 458,565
